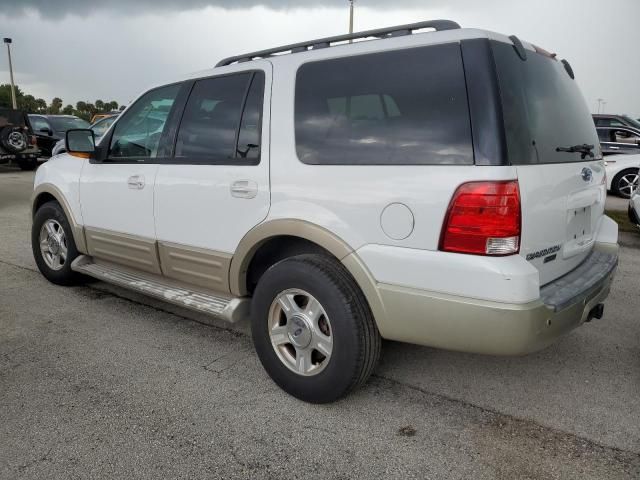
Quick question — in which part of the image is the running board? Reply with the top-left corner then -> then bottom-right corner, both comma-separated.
71,255 -> 249,323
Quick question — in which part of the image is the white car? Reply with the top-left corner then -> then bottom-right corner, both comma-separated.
629,187 -> 640,227
605,154 -> 640,198
30,20 -> 618,403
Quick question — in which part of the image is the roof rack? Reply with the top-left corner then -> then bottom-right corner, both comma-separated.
215,19 -> 461,67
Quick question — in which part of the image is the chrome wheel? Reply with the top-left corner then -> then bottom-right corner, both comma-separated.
268,288 -> 333,376
618,172 -> 639,198
39,219 -> 68,271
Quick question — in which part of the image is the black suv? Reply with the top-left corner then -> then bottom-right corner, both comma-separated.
28,114 -> 90,158
0,109 -> 40,171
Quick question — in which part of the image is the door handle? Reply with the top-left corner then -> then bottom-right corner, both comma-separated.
230,180 -> 258,199
609,146 -> 620,150
127,175 -> 145,189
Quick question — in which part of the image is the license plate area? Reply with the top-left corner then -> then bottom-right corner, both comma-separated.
567,206 -> 592,245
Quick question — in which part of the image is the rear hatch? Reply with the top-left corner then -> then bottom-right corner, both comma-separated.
491,40 -> 605,286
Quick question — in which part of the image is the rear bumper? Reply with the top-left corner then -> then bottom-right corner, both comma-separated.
375,243 -> 618,355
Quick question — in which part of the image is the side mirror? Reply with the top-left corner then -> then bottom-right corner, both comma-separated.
39,127 -> 53,136
66,129 -> 96,158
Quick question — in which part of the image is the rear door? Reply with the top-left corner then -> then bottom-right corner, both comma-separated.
153,65 -> 271,292
491,40 -> 606,285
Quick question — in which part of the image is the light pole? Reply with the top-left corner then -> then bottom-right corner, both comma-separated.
348,0 -> 355,39
3,38 -> 17,110
596,98 -> 603,114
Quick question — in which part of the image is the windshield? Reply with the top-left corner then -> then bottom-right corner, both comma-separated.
492,41 -> 601,164
49,116 -> 90,132
622,115 -> 640,130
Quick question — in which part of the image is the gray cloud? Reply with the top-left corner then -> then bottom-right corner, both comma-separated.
0,0 -> 447,19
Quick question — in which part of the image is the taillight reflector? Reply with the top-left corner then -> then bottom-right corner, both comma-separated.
440,180 -> 521,256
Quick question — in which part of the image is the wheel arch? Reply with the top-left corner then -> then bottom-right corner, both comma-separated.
31,184 -> 87,253
229,219 -> 388,328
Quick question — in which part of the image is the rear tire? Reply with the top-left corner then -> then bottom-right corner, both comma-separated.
31,201 -> 84,286
612,168 -> 639,199
251,254 -> 381,403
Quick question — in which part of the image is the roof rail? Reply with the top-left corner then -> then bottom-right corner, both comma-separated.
215,19 -> 461,67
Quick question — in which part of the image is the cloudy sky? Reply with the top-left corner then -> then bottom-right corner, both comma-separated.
0,0 -> 638,116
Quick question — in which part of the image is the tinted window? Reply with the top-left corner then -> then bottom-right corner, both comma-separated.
109,84 -> 181,160
492,41 -> 601,164
295,43 -> 473,165
175,72 -> 263,164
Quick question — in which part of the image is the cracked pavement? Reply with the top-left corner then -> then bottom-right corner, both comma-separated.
1,167 -> 639,479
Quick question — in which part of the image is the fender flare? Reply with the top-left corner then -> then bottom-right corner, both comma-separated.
229,219 -> 388,329
31,183 -> 87,254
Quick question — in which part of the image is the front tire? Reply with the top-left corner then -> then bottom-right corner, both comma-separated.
31,201 -> 83,285
251,254 -> 381,403
612,168 -> 639,199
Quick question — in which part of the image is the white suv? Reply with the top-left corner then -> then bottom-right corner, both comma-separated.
30,21 -> 619,403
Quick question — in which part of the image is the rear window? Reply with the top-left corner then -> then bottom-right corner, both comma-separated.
294,43 -> 473,165
49,116 -> 90,132
492,41 -> 601,164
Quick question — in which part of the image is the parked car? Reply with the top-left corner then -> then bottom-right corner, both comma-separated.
629,187 -> 640,228
51,114 -> 119,156
597,126 -> 640,156
0,108 -> 40,170
28,114 -> 90,158
593,114 -> 640,130
30,20 -> 618,403
605,154 -> 640,198
90,111 -> 120,124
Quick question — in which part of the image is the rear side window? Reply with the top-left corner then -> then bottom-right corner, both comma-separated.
295,43 -> 473,165
175,71 -> 264,164
492,41 -> 601,164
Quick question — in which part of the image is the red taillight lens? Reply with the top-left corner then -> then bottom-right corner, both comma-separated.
440,180 -> 521,256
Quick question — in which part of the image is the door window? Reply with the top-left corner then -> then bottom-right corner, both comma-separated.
613,129 -> 640,145
108,83 -> 181,161
30,116 -> 51,133
175,71 -> 264,164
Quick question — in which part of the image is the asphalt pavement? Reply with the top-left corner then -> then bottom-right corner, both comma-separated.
1,166 -> 639,479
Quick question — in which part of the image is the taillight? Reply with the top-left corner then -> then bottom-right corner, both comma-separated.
440,180 -> 521,256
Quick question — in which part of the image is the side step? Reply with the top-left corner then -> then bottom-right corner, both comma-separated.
71,255 -> 249,323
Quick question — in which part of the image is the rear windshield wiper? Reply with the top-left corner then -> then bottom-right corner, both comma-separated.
556,143 -> 595,159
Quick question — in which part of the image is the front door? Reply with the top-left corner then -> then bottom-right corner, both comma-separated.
79,83 -> 183,274
154,64 -> 271,292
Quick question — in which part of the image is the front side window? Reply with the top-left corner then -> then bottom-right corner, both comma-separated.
109,84 -> 181,160
30,116 -> 51,132
175,71 -> 264,164
295,43 -> 473,165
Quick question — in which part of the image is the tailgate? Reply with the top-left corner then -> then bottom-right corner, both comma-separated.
490,39 -> 605,285
517,161 -> 606,285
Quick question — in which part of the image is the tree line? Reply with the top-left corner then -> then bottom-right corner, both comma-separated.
0,83 -> 125,122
